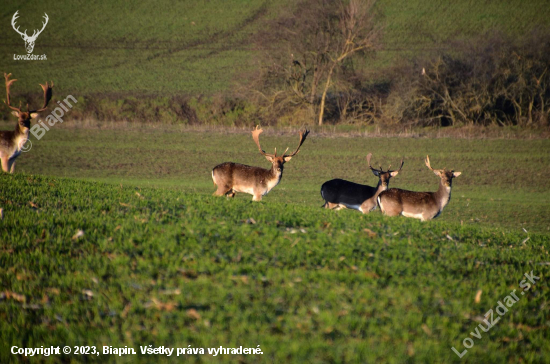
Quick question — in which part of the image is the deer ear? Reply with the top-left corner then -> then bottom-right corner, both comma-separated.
264,155 -> 275,163
453,171 -> 462,178
371,170 -> 380,177
390,170 -> 399,177
30,113 -> 39,119
433,170 -> 442,177
11,111 -> 20,117
283,156 -> 293,162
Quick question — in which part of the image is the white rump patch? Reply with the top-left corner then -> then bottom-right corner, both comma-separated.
402,211 -> 424,220
377,196 -> 384,213
341,203 -> 362,212
234,186 -> 256,195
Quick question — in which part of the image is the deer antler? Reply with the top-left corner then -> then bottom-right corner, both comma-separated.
283,128 -> 310,158
4,73 -> 21,112
389,157 -> 404,173
368,153 -> 404,174
251,126 -> 277,158
425,155 -> 433,171
28,81 -> 54,113
367,153 -> 383,174
425,155 -> 445,175
368,153 -> 402,174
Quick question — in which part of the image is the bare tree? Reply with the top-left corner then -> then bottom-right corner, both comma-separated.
251,0 -> 338,118
317,0 -> 380,125
252,0 -> 380,125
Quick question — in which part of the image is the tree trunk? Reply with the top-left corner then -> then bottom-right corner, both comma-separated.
318,64 -> 336,126
309,68 -> 319,119
309,68 -> 318,105
528,95 -> 534,125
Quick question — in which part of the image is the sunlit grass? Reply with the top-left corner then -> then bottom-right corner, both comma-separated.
1,172 -> 548,363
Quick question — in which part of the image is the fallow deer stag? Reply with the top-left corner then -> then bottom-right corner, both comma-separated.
320,153 -> 403,213
212,126 -> 309,201
377,155 -> 461,221
0,73 -> 53,173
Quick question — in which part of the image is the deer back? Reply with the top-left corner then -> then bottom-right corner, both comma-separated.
321,179 -> 378,206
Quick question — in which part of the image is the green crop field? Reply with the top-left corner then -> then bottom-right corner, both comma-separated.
1,126 -> 549,363
1,0 -> 549,96
1,0 -> 550,362
4,125 -> 549,233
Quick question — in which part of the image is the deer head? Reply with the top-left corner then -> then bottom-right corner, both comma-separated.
367,153 -> 404,189
12,11 -> 49,54
5,73 -> 54,130
251,126 -> 309,173
425,155 -> 461,187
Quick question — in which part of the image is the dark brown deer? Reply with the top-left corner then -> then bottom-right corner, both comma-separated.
321,153 -> 403,213
212,126 -> 309,201
0,73 -> 53,173
377,155 -> 461,221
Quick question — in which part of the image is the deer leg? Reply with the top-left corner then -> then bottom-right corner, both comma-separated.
378,196 -> 398,216
379,203 -> 400,217
360,200 -> 375,214
214,185 -> 232,196
226,190 -> 236,198
8,159 -> 16,173
381,207 -> 400,217
252,194 -> 262,202
1,157 -> 9,173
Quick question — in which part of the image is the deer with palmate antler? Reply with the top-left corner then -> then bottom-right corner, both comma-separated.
12,11 -> 49,54
377,155 -> 461,221
212,126 -> 310,201
0,73 -> 53,173
321,153 -> 404,213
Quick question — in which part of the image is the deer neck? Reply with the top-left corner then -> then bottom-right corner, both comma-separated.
265,166 -> 283,192
374,180 -> 387,198
435,180 -> 452,211
8,123 -> 29,156
15,123 -> 29,137
269,166 -> 283,183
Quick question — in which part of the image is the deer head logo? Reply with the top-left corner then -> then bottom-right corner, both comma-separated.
11,11 -> 49,54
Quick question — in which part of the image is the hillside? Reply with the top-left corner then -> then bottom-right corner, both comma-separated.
1,0 -> 549,96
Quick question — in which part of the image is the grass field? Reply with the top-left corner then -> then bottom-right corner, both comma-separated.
1,0 -> 549,96
2,0 -> 550,362
1,126 -> 549,363
5,124 -> 550,233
